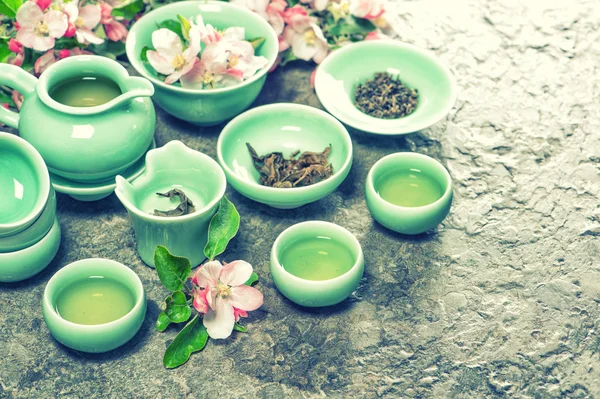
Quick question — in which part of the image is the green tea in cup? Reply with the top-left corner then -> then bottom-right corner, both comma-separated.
280,235 -> 355,281
55,276 -> 135,325
376,168 -> 444,207
49,76 -> 122,107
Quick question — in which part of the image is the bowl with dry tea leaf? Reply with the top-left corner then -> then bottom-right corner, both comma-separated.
217,103 -> 353,209
314,40 -> 457,135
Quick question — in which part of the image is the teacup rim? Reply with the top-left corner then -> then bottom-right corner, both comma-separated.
271,220 -> 364,286
366,152 -> 453,212
125,0 -> 279,95
0,132 -> 50,235
43,258 -> 145,330
216,103 -> 354,198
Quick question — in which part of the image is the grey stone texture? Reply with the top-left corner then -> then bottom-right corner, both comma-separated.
2,0 -> 600,397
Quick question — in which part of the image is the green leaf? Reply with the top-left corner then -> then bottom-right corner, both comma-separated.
233,322 -> 247,333
329,17 -> 376,37
156,311 -> 171,332
157,20 -> 183,39
177,14 -> 191,41
164,291 -> 192,323
203,197 -> 240,261
140,46 -> 151,62
244,272 -> 259,287
248,37 -> 265,51
112,0 -> 144,20
0,43 -> 11,64
154,246 -> 192,292
0,0 -> 22,18
163,316 -> 209,369
279,49 -> 297,67
286,0 -> 299,6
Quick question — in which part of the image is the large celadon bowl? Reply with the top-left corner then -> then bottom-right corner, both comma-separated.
126,1 -> 279,126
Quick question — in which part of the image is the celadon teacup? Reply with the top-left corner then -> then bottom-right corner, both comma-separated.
126,1 -> 279,126
115,141 -> 227,267
0,56 -> 155,182
43,258 -> 146,353
270,221 -> 365,307
365,152 -> 453,235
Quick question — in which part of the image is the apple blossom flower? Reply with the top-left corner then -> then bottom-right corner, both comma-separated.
283,5 -> 310,29
300,0 -> 328,12
62,0 -> 104,45
34,49 -> 56,74
100,2 -> 128,42
146,27 -> 201,84
282,16 -> 328,64
328,0 -> 350,23
7,39 -> 24,67
349,0 -> 384,20
16,1 -> 68,52
230,0 -> 287,35
191,15 -> 222,45
192,260 -> 263,339
180,27 -> 268,89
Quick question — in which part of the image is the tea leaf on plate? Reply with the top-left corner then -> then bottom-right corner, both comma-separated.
0,0 -> 22,18
165,291 -> 192,323
244,272 -> 259,287
177,14 -> 191,41
204,197 -> 240,261
154,246 -> 192,292
233,322 -> 247,333
156,311 -> 171,332
163,315 -> 209,369
248,37 -> 265,51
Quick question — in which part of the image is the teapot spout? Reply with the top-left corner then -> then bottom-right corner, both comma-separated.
110,77 -> 154,108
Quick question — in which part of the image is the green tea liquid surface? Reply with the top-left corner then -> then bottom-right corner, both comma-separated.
49,76 -> 121,107
56,277 -> 135,325
0,150 -> 38,224
280,236 -> 355,281
376,169 -> 444,207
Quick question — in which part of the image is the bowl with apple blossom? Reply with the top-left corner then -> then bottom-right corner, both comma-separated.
126,1 -> 279,126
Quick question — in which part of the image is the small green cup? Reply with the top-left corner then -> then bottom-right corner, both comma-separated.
270,221 -> 364,307
42,258 -> 146,353
365,152 -> 453,235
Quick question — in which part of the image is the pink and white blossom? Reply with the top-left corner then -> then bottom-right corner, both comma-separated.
230,0 -> 287,35
100,2 -> 128,42
7,39 -> 24,67
299,0 -> 329,12
146,27 -> 201,84
282,14 -> 328,64
349,0 -> 384,20
191,14 -> 222,45
192,260 -> 263,339
35,0 -> 51,11
34,49 -> 56,74
63,0 -> 104,45
16,1 -> 68,52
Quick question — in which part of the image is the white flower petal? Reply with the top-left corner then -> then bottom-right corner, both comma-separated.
78,4 -> 101,29
228,285 -> 263,311
32,35 -> 55,52
223,27 -> 245,42
63,3 -> 79,23
203,297 -> 235,339
193,260 -> 222,288
16,28 -> 37,49
180,60 -> 207,89
79,28 -> 104,45
16,2 -> 43,29
45,11 -> 68,39
146,50 -> 175,75
220,260 -> 253,286
291,34 -> 316,61
151,28 -> 183,59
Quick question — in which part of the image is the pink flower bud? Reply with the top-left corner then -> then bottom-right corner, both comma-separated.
58,49 -> 70,59
64,23 -> 77,38
8,39 -> 23,54
35,0 -> 52,11
1,103 -> 8,110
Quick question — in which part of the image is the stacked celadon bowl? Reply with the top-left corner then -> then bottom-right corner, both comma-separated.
0,132 -> 61,282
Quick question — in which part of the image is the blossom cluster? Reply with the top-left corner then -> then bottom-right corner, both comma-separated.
144,15 -> 269,89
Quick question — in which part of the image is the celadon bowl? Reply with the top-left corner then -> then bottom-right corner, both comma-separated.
314,40 -> 457,135
43,258 -> 146,353
365,152 -> 453,235
126,1 -> 279,126
270,221 -> 364,307
0,187 -> 56,253
217,104 -> 353,209
115,140 -> 227,267
0,132 -> 51,237
0,217 -> 60,282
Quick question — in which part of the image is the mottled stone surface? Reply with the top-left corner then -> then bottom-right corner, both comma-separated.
2,0 -> 600,397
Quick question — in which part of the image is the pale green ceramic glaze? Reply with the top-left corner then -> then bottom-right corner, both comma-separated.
314,40 -> 457,135
115,141 -> 227,267
217,104 -> 353,209
0,56 -> 155,182
0,187 -> 56,253
365,152 -> 453,235
0,132 -> 50,237
0,217 -> 60,282
126,1 -> 279,126
270,221 -> 364,307
50,140 -> 155,202
43,258 -> 146,353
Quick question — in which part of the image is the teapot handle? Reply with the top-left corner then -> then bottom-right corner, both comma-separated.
0,64 -> 38,129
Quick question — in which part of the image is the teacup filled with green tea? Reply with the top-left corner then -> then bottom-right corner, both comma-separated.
55,276 -> 136,325
49,75 -> 122,107
375,168 -> 444,208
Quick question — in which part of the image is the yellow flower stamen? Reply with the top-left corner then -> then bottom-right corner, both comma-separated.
203,71 -> 213,85
171,54 -> 186,70
216,281 -> 231,299
74,16 -> 85,28
34,21 -> 49,37
304,30 -> 316,45
228,55 -> 239,69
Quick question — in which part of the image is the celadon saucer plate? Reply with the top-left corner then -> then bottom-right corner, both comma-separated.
50,140 -> 156,202
314,40 -> 457,135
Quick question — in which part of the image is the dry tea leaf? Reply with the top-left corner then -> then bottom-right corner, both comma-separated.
247,143 -> 334,188
354,72 -> 418,119
154,189 -> 196,217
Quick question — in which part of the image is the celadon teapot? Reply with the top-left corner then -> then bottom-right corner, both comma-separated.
0,55 -> 155,183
